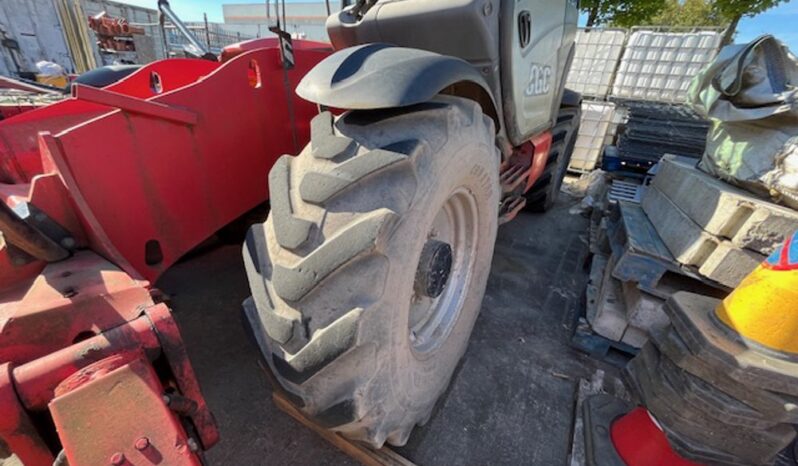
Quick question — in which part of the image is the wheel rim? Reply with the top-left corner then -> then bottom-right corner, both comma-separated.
408,188 -> 479,354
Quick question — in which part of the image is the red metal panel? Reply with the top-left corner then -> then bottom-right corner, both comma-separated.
1,44 -> 328,284
0,243 -> 43,294
220,37 -> 331,62
0,59 -> 218,183
0,252 -> 152,365
0,103 -> 39,119
42,47 -> 325,282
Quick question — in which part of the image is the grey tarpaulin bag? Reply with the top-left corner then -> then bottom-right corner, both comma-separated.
687,34 -> 798,209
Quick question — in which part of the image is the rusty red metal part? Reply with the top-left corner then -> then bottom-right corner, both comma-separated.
51,355 -> 202,466
88,12 -> 145,53
0,251 -> 150,364
0,297 -> 216,465
0,40 -> 330,464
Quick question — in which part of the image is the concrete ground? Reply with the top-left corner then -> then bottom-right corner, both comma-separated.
158,193 -> 623,466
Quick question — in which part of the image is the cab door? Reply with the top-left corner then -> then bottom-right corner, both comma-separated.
500,0 -> 571,146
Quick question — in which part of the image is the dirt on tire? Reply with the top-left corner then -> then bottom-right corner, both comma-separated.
243,96 -> 501,447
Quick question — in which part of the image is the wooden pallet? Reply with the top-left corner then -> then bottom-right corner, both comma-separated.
259,361 -> 417,466
607,201 -> 729,299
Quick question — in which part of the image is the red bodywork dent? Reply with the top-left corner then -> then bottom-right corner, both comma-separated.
0,40 -> 330,464
611,408 -> 701,466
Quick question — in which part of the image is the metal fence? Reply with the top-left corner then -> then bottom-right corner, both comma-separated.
163,22 -> 255,55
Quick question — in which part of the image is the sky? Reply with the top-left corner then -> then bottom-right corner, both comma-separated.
118,0 -> 798,51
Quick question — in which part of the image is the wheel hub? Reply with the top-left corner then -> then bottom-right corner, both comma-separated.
408,189 -> 479,354
414,240 -> 453,299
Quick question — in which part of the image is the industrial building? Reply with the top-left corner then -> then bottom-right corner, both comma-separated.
222,2 -> 340,42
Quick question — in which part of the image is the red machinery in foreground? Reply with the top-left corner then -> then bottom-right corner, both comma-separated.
0,38 -> 330,465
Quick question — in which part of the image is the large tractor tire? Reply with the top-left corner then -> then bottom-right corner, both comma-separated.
524,95 -> 582,212
243,96 -> 500,447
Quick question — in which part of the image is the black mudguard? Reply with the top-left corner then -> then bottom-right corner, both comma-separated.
296,43 -> 499,127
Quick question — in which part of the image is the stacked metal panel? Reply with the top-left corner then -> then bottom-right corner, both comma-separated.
614,101 -> 710,171
612,29 -> 722,103
566,28 -> 626,99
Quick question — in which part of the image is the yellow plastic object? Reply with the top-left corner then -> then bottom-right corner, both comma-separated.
715,233 -> 798,355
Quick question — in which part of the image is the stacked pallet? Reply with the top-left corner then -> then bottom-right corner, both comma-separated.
585,202 -> 726,351
581,155 -> 798,351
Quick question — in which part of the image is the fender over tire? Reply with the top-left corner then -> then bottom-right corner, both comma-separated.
295,43 -> 499,128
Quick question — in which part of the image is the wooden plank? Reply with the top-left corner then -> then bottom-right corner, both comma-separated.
271,392 -> 416,466
258,360 -> 416,466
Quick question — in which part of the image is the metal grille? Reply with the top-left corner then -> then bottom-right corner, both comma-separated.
613,100 -> 710,170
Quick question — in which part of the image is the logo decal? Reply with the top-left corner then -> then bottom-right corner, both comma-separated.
525,63 -> 552,97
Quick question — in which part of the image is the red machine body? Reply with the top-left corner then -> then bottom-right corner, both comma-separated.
0,38 -> 331,465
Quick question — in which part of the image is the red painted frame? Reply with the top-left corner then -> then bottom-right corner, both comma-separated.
0,39 -> 331,465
